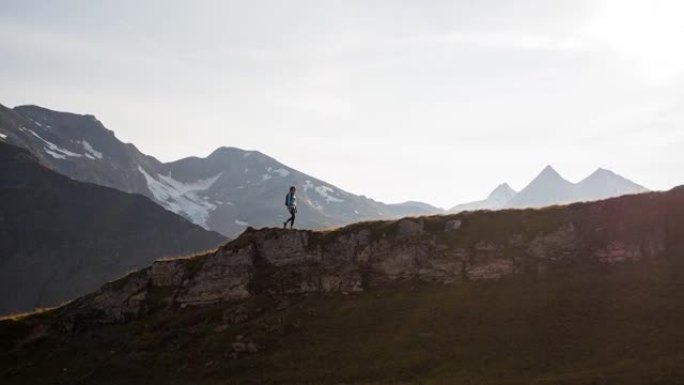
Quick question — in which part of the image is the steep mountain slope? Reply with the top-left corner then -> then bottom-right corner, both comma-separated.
0,141 -> 225,315
2,187 -> 683,384
449,183 -> 517,213
0,103 -> 436,237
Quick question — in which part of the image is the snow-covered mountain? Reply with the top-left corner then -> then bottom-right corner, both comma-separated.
449,183 -> 517,213
0,104 -> 437,237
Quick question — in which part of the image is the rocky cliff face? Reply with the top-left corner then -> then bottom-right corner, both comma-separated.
62,187 -> 683,325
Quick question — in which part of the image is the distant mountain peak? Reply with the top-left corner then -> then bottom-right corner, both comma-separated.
487,183 -> 517,200
491,182 -> 514,193
207,146 -> 263,160
537,165 -> 564,179
209,146 -> 243,155
586,167 -> 617,179
449,182 -> 517,213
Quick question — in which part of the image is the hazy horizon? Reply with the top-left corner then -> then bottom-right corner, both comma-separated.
2,0 -> 683,208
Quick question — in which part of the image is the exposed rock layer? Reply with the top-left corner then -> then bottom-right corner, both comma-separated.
67,187 -> 684,324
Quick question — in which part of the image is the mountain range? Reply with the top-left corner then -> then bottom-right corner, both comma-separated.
0,141 -> 225,315
0,104 -> 651,234
0,104 -> 438,238
450,165 -> 648,213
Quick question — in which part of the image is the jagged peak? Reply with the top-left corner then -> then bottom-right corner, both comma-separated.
540,164 -> 560,176
493,182 -> 515,193
487,183 -> 517,200
529,165 -> 570,184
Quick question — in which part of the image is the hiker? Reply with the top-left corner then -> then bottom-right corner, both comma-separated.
283,185 -> 297,229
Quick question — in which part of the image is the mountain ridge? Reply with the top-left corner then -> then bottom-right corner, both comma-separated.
2,185 -> 684,384
0,103 -> 652,229
450,165 -> 648,213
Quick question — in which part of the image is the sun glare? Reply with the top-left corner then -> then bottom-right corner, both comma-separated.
584,0 -> 684,84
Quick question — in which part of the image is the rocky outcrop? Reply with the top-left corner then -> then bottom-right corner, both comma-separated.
62,187 -> 684,325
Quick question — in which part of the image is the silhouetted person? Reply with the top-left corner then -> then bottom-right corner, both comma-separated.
283,186 -> 297,229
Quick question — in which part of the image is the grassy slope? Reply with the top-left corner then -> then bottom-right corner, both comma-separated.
3,254 -> 684,385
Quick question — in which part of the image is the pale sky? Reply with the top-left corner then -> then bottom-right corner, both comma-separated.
1,0 -> 683,208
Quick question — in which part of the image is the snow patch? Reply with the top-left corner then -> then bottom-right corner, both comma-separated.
303,180 -> 314,191
0,132 -> 6,140
137,166 -> 222,228
307,199 -> 323,210
243,152 -> 252,158
29,130 -> 82,159
81,140 -> 103,159
157,172 -> 222,195
262,174 -> 272,181
235,219 -> 248,226
272,168 -> 290,177
45,149 -> 66,159
315,185 -> 345,203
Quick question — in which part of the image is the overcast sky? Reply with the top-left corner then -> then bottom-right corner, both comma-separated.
1,0 -> 683,208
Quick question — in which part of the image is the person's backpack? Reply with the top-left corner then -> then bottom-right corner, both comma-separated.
285,193 -> 290,207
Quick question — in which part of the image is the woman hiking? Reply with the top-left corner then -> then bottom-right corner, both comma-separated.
283,186 -> 297,229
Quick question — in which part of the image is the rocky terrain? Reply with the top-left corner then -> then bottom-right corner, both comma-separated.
63,185 -> 679,324
2,187 -> 684,384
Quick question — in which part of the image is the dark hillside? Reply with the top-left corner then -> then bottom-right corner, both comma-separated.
2,187 -> 684,384
0,142 -> 226,314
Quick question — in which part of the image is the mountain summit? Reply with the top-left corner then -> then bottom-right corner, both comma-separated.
449,183 -> 517,213
576,167 -> 649,202
505,165 -> 577,208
